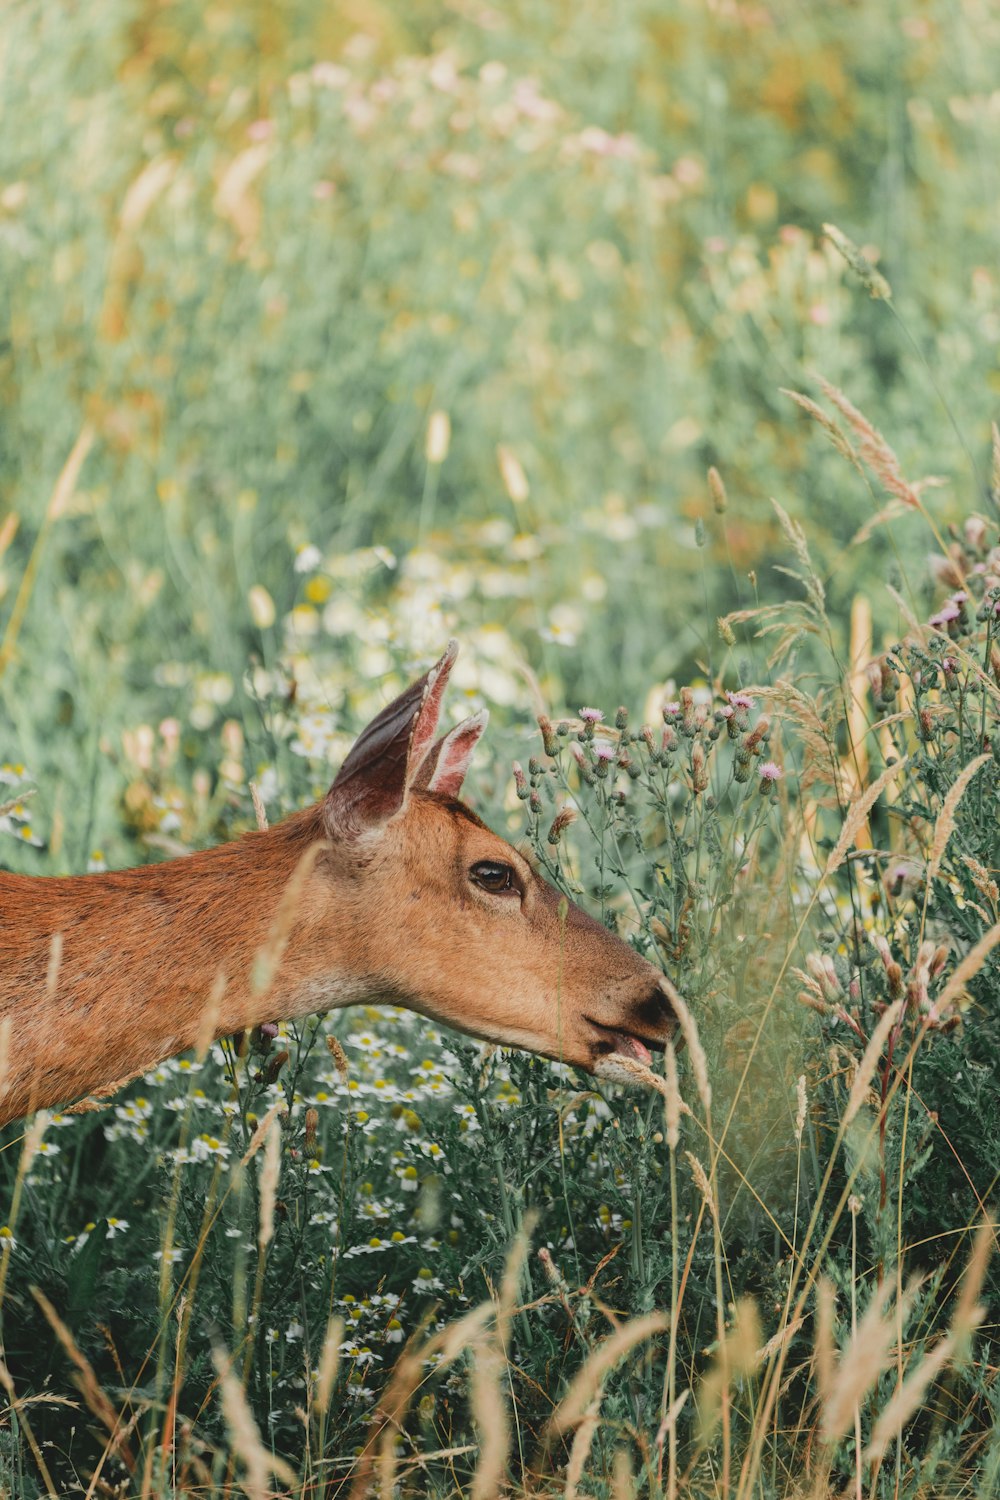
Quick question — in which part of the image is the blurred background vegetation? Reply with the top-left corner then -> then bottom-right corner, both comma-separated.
1,0 -> 999,873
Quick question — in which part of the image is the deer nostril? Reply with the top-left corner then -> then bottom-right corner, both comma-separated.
633,984 -> 676,1037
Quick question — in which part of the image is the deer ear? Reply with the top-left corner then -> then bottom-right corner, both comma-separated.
324,641 -> 458,839
411,710 -> 488,798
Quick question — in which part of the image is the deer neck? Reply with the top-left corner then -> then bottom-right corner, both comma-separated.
0,807 -> 360,1121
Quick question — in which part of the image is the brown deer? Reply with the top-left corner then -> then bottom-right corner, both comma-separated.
0,642 -> 675,1126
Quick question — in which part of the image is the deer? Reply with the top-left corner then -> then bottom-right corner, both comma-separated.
0,642 -> 676,1127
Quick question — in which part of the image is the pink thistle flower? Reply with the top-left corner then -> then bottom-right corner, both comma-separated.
579,707 -> 604,724
593,744 -> 616,761
759,761 -> 783,782
726,691 -> 756,711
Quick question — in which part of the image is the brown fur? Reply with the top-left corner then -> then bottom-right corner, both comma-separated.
0,650 -> 675,1124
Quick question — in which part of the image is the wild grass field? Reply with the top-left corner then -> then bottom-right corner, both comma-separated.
1,0 -> 999,1495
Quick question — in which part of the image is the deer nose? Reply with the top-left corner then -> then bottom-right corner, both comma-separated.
632,981 -> 677,1042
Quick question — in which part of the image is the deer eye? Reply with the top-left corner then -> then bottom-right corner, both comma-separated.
470,860 -> 518,895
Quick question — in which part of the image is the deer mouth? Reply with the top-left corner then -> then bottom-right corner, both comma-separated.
587,1019 -> 667,1067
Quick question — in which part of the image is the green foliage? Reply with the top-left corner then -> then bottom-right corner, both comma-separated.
2,0 -> 1000,1494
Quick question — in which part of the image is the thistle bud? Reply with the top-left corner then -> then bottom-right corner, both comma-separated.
537,715 -> 558,757
304,1107 -> 319,1155
570,741 -> 596,785
547,806 -> 577,846
691,741 -> 709,794
513,763 -> 529,799
265,1049 -> 290,1085
615,705 -> 629,730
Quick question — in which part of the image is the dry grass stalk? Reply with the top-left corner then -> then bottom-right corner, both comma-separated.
697,1298 -> 761,1439
654,1389 -> 689,1451
0,512 -> 18,560
885,583 -> 924,639
611,1447 -> 636,1500
851,499 -> 913,547
961,854 -> 999,908
326,1032 -> 350,1080
349,1304 -> 493,1500
708,465 -> 728,514
0,1356 -> 60,1499
249,781 -> 269,832
64,1070 -> 147,1115
470,1335 -> 509,1500
864,1333 -> 957,1459
0,788 -> 34,819
817,378 -> 925,511
843,595 -> 873,800
45,930 -> 62,1000
660,975 -> 711,1114
0,426 -> 95,678
781,388 -> 865,478
212,1348 -> 297,1497
794,1075 -> 808,1143
825,758 -> 909,877
755,1316 -> 805,1367
0,1016 -> 11,1103
822,1278 -> 918,1441
30,1285 -> 135,1472
241,1099 -> 288,1166
747,681 -> 846,806
257,1111 -> 282,1251
954,1217 -> 994,1337
772,499 -> 825,613
313,1314 -> 345,1416
843,1001 -> 903,1128
594,1051 -> 692,1123
685,1152 -> 718,1226
664,1042 -> 682,1149
251,840 -> 326,997
933,920 -> 1000,1016
563,1397 -> 601,1500
547,1313 -> 669,1437
20,1110 -> 51,1174
193,970 -> 228,1060
814,1279 -> 836,1410
927,753 -> 992,883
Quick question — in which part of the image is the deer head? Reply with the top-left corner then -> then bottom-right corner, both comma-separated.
300,641 -> 676,1072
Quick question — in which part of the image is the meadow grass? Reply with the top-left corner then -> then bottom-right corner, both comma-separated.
2,1 -> 1000,1493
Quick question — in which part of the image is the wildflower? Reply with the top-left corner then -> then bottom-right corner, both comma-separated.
399,1165 -> 420,1192
105,1217 -> 129,1237
0,1226 -> 16,1252
413,1267 -> 444,1292
759,761 -> 783,794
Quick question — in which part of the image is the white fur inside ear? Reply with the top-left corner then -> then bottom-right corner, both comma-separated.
428,710 -> 489,797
